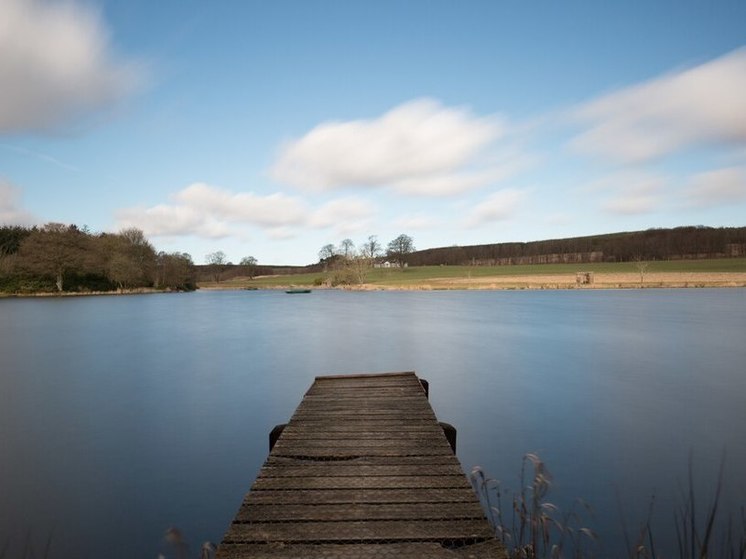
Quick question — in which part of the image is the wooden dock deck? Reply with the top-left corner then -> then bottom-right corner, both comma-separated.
217,371 -> 506,558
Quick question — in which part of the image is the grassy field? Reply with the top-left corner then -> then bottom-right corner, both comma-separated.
200,258 -> 746,290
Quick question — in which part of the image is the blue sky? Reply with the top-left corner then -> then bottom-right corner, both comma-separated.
1,0 -> 745,265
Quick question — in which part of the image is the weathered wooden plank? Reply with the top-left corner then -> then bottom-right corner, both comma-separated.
276,435 -> 448,449
276,434 -> 446,443
258,463 -> 464,477
292,408 -> 435,415
298,400 -> 429,406
273,438 -> 448,450
308,381 -> 419,392
280,421 -> 441,432
217,372 -> 504,558
243,488 -> 480,505
301,391 -> 424,398
217,541 -> 507,559
299,394 -> 429,402
234,501 -> 486,523
298,400 -> 426,406
291,411 -> 436,418
276,436 -> 448,446
251,474 -> 472,490
313,373 -> 417,381
271,448 -> 453,458
304,390 -> 426,397
223,519 -> 496,543
264,454 -> 462,467
279,428 -> 445,439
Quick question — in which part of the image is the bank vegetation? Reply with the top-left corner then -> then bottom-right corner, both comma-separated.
0,224 -> 196,295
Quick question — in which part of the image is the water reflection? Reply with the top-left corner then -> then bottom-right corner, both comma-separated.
1,289 -> 744,557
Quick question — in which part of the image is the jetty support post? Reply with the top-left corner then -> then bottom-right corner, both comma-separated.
419,378 -> 455,452
419,377 -> 429,398
439,421 -> 457,453
268,424 -> 286,452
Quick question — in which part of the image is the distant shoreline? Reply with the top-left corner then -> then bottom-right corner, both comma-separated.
372,272 -> 746,290
200,271 -> 746,291
4,272 -> 745,298
0,288 -> 179,299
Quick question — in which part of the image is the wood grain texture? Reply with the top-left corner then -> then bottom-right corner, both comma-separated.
216,372 -> 506,558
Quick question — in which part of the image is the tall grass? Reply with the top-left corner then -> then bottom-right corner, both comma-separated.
472,453 -> 598,558
471,453 -> 746,559
157,527 -> 216,559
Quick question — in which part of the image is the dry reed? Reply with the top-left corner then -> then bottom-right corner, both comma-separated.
472,453 -> 745,559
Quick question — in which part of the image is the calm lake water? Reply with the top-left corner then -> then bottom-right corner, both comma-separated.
1,289 -> 745,557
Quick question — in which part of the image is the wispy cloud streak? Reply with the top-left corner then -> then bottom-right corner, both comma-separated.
0,0 -> 143,133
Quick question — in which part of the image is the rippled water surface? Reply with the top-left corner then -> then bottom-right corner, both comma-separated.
1,289 -> 745,557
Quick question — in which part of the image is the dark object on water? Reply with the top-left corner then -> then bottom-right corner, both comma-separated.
269,423 -> 286,451
285,289 -> 311,294
439,421 -> 457,453
419,377 -> 429,398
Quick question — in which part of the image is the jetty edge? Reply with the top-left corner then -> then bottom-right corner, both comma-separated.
216,371 -> 507,558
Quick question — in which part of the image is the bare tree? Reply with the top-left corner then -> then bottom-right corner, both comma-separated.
350,252 -> 372,284
361,235 -> 381,260
318,244 -> 339,272
240,256 -> 258,279
105,228 -> 156,289
318,244 -> 336,261
633,255 -> 650,286
2,224 -> 197,294
18,223 -> 89,292
205,250 -> 228,283
386,234 -> 415,266
340,238 -> 355,260
0,226 -> 31,282
156,252 -> 195,290
0,225 -> 31,258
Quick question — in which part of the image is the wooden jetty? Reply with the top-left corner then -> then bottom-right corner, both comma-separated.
217,371 -> 506,558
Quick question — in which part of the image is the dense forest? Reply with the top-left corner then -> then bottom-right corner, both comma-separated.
0,224 -> 196,294
406,226 -> 746,266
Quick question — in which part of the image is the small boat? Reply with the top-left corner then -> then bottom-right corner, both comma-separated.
285,288 -> 312,294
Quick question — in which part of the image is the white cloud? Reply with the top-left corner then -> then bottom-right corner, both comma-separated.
570,48 -> 746,162
265,227 -> 297,241
394,214 -> 439,230
0,0 -> 142,133
588,172 -> 667,215
173,183 -> 307,228
544,213 -> 573,226
115,183 -> 376,240
465,189 -> 526,227
603,194 -> 660,215
308,198 -> 376,234
0,142 -> 79,171
0,180 -> 36,225
271,98 -> 510,195
391,166 -> 521,197
684,166 -> 746,208
115,204 -> 231,239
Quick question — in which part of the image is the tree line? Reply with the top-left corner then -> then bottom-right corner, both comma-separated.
200,250 -> 260,284
406,226 -> 746,267
314,234 -> 415,285
0,224 -> 196,294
